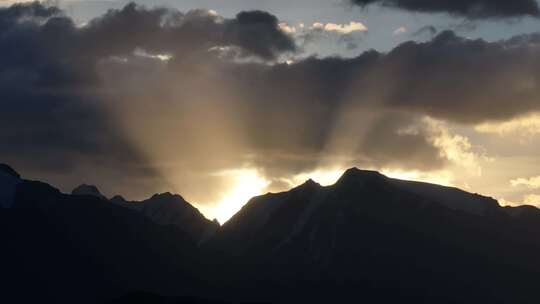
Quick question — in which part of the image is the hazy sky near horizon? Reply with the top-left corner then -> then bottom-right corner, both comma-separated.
2,0 -> 540,222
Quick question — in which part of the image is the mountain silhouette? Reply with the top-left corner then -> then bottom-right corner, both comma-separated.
214,168 -> 501,254
1,171 -> 212,304
72,184 -> 108,200
112,192 -> 219,242
3,165 -> 540,303
0,163 -> 21,208
0,163 -> 20,178
69,183 -> 218,242
209,168 -> 540,303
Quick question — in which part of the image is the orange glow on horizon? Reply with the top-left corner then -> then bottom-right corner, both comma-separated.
211,168 -> 270,224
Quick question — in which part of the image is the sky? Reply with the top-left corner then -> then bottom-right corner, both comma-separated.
1,0 -> 540,222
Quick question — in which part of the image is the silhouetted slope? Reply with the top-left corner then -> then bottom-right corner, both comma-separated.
214,179 -> 323,255
211,168 -> 540,303
0,163 -> 20,178
70,182 -> 218,242
0,163 -> 21,208
1,177 -> 210,304
113,193 -> 219,242
5,165 -> 540,303
390,178 -> 500,215
72,184 -> 108,200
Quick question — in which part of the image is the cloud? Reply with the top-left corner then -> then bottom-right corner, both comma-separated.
475,113 -> 540,138
2,2 -> 540,209
525,194 -> 540,205
423,117 -> 490,177
223,10 -> 297,60
358,114 -> 446,171
371,31 -> 540,123
281,21 -> 367,52
511,176 -> 540,189
350,0 -> 540,19
412,25 -> 438,38
242,30 -> 540,125
340,35 -> 360,50
278,22 -> 296,34
0,2 -> 296,198
286,21 -> 368,35
81,4 -> 296,61
315,21 -> 368,34
393,26 -> 407,35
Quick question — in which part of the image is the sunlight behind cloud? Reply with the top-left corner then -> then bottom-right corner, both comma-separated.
0,0 -> 34,6
212,168 -> 270,224
320,21 -> 368,34
475,113 -> 540,139
424,117 -> 490,177
511,175 -> 540,189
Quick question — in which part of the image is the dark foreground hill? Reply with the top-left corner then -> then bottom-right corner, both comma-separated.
209,168 -> 540,303
0,166 -> 214,304
70,184 -> 219,242
3,165 -> 540,303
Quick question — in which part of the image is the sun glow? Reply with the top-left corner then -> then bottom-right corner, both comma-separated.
212,168 -> 270,224
381,169 -> 455,187
205,166 -> 458,224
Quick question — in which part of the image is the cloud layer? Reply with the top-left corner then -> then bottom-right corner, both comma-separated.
0,2 -> 296,198
1,2 -> 540,210
351,0 -> 540,19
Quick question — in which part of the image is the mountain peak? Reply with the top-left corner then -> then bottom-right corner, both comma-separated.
289,178 -> 322,194
149,192 -> 185,202
301,178 -> 320,188
0,164 -> 20,179
337,167 -> 385,184
72,184 -> 106,199
110,195 -> 127,204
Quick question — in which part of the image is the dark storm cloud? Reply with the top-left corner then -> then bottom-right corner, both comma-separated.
351,0 -> 540,19
412,25 -> 438,37
238,30 -> 540,125
224,10 -> 297,60
375,30 -> 540,123
196,29 -> 540,173
0,1 -> 295,76
0,2 -> 295,197
0,3 -> 104,173
82,4 -> 295,60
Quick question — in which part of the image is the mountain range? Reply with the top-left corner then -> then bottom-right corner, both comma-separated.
2,164 -> 540,303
